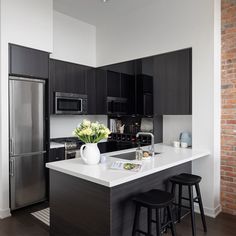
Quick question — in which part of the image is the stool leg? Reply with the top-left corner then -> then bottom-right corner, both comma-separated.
188,186 -> 196,236
132,204 -> 141,236
195,184 -> 207,232
147,208 -> 152,236
171,183 -> 177,221
156,209 -> 162,236
178,184 -> 182,223
167,205 -> 176,236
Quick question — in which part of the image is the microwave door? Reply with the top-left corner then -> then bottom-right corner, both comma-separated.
56,97 -> 82,114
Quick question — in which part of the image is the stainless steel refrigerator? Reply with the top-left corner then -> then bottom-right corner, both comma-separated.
9,76 -> 46,210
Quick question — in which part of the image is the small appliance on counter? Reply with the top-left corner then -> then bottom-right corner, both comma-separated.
179,132 -> 192,147
140,118 -> 153,132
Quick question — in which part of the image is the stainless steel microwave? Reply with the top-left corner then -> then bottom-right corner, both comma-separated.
55,92 -> 88,114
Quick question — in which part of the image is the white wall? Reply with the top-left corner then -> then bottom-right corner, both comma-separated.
96,0 -> 221,217
0,0 -> 53,219
51,11 -> 96,66
50,115 -> 107,138
163,116 -> 192,146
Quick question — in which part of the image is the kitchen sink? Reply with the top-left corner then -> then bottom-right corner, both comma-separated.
111,151 -> 161,161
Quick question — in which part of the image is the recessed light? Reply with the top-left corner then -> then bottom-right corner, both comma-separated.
101,0 -> 109,3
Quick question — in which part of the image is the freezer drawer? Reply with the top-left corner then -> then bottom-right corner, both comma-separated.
10,153 -> 46,210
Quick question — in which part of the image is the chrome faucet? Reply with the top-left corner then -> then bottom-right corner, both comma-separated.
136,132 -> 155,157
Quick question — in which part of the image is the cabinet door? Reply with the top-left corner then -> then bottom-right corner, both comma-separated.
9,44 -> 49,79
52,60 -> 87,94
154,49 -> 192,115
53,60 -> 68,92
96,69 -> 107,114
49,148 -> 65,162
67,63 -> 87,94
121,73 -> 136,115
136,74 -> 153,116
107,71 -> 120,97
87,68 -> 97,114
49,60 -> 55,114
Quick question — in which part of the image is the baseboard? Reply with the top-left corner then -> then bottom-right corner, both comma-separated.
0,208 -> 11,219
194,203 -> 222,218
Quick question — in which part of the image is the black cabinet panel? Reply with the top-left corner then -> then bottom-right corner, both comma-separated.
95,69 -> 107,114
87,69 -> 97,114
52,59 -> 87,95
121,73 -> 135,115
136,74 -> 153,116
136,57 -> 154,117
9,44 -> 49,79
107,71 -> 120,97
49,60 -> 56,114
49,59 -> 93,114
49,148 -> 65,162
154,49 -> 192,115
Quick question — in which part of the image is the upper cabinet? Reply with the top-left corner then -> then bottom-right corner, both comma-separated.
153,48 -> 192,115
9,44 -> 49,79
49,48 -> 192,116
101,61 -> 136,116
50,59 -> 88,95
49,59 -> 92,114
136,57 -> 154,117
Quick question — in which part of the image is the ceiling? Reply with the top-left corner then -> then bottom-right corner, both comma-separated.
53,0 -> 156,26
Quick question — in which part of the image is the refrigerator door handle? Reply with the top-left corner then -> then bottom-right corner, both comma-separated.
12,151 -> 46,158
10,138 -> 14,155
10,158 -> 15,177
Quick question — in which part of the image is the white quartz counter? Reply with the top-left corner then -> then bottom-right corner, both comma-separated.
46,144 -> 210,187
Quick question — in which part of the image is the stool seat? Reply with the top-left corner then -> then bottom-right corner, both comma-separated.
133,189 -> 174,208
169,173 -> 201,185
132,189 -> 176,236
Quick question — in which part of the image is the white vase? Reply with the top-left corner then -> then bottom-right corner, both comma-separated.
80,143 -> 101,165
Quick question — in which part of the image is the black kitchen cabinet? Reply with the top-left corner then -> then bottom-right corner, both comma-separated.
107,71 -> 120,97
49,59 -> 93,114
102,60 -> 136,115
95,68 -> 107,114
49,147 -> 65,162
9,44 -> 49,79
121,73 -> 135,115
87,68 -> 97,114
51,59 -> 87,95
135,57 -> 154,117
153,48 -> 192,115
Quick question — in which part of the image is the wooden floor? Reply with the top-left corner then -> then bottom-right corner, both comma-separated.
0,203 -> 235,236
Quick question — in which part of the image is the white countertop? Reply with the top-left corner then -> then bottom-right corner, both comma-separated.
50,142 -> 65,149
46,144 -> 210,187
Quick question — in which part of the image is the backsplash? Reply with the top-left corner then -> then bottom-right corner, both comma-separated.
50,115 -> 108,138
163,115 -> 192,146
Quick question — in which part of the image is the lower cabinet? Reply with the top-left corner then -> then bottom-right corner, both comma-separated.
49,147 -> 65,162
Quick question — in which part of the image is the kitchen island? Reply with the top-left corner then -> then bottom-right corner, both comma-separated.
46,144 -> 209,236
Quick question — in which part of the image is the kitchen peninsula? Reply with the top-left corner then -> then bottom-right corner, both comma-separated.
46,144 -> 209,236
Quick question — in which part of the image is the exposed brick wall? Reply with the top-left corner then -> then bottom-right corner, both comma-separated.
221,0 -> 236,215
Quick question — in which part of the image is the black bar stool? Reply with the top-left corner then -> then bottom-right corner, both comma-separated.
169,173 -> 207,236
132,189 -> 176,236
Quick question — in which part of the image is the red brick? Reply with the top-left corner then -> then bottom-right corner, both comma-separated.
221,0 -> 236,215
